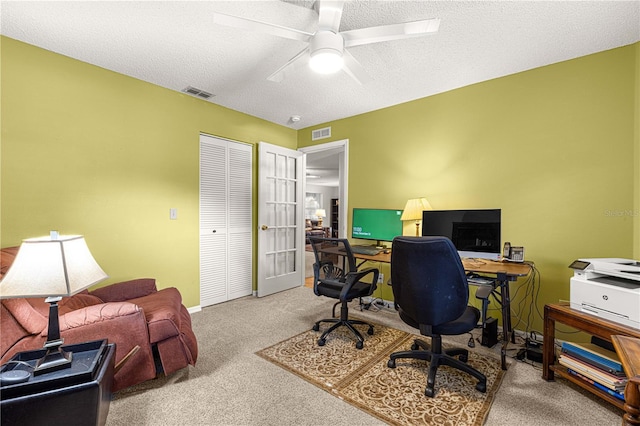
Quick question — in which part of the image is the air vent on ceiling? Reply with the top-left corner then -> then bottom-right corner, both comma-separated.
312,126 -> 331,141
182,86 -> 214,99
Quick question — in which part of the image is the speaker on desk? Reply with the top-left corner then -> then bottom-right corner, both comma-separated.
481,317 -> 498,348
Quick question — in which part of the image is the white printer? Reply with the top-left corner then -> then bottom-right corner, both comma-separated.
569,258 -> 640,329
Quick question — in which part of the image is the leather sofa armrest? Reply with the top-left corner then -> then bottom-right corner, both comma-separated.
90,278 -> 157,302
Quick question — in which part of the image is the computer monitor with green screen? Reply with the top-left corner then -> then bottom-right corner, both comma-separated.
351,208 -> 403,246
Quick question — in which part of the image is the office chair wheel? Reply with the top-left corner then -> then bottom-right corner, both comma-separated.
425,387 -> 435,398
318,338 -> 326,346
475,381 -> 487,393
411,342 -> 420,351
459,354 -> 468,363
356,341 -> 364,350
312,323 -> 320,331
367,326 -> 374,335
387,359 -> 396,368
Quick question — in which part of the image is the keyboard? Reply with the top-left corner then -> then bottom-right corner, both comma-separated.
350,245 -> 382,256
466,275 -> 494,285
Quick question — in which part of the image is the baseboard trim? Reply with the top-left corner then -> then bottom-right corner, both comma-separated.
187,305 -> 202,314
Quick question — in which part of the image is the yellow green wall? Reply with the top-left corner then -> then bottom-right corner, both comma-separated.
0,37 -> 297,308
2,36 -> 638,335
299,44 -> 638,334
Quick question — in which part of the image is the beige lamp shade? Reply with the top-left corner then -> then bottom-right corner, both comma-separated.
315,209 -> 327,218
0,235 -> 108,299
401,198 -> 433,236
401,198 -> 433,221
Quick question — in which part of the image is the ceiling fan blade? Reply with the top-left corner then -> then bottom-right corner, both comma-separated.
316,1 -> 345,32
213,12 -> 313,43
267,47 -> 310,82
342,18 -> 440,47
342,49 -> 371,86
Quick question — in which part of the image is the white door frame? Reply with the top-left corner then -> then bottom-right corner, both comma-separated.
299,139 -> 349,238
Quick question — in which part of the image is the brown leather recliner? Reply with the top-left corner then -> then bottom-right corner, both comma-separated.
1,247 -> 198,392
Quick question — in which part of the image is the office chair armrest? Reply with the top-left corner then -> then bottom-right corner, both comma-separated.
340,268 -> 379,299
475,285 -> 492,301
346,267 -> 379,285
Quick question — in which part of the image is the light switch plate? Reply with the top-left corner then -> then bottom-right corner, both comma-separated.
170,208 -> 178,220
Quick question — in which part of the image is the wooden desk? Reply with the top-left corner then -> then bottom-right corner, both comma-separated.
543,303 -> 640,412
612,335 -> 640,425
462,259 -> 532,369
350,249 -> 532,369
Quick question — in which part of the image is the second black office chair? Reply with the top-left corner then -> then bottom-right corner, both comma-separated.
387,236 -> 487,397
308,237 -> 379,349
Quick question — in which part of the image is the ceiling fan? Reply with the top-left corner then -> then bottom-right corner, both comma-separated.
213,1 -> 440,85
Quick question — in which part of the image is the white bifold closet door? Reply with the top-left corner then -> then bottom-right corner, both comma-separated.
200,134 -> 253,307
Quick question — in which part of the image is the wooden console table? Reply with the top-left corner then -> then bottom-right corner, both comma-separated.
543,303 -> 640,413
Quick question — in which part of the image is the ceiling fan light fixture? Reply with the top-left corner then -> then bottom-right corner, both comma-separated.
309,30 -> 344,75
309,49 -> 344,74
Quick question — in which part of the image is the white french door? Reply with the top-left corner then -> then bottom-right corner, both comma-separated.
257,142 -> 305,297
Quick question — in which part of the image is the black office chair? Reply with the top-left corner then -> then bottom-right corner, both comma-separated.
387,236 -> 487,397
308,237 -> 379,349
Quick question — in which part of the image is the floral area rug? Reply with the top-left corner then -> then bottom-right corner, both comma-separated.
256,320 -> 505,426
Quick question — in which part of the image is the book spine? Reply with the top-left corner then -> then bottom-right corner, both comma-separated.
558,354 -> 627,389
560,348 -> 625,376
562,342 -> 623,372
567,369 -> 625,401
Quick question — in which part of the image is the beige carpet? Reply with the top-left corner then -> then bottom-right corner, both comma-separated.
257,320 -> 504,426
105,286 -> 623,426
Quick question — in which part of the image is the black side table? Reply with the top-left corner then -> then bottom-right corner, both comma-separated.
1,340 -> 115,426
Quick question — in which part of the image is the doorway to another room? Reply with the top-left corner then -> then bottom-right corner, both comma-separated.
300,140 -> 348,288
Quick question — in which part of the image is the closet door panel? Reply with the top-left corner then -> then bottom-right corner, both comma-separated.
227,142 -> 252,299
200,134 -> 252,307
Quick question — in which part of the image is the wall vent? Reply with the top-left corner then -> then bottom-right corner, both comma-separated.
182,86 -> 214,99
312,126 -> 331,141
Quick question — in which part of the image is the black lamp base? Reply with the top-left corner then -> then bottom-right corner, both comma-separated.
34,297 -> 73,376
33,346 -> 72,376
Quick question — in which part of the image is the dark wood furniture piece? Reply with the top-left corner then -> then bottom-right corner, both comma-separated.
330,198 -> 339,237
612,335 -> 640,425
543,303 -> 640,413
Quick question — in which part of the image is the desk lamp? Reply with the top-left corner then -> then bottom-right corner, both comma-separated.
0,233 -> 108,375
400,198 -> 433,236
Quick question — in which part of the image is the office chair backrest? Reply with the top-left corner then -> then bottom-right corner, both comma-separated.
309,237 -> 358,275
391,236 -> 469,327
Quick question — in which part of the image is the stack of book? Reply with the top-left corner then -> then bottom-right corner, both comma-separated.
558,341 -> 627,401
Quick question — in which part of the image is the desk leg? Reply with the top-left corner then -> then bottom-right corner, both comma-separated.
498,272 -> 510,370
543,305 -> 555,381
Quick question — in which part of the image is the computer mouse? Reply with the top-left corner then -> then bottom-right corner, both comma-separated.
383,249 -> 390,254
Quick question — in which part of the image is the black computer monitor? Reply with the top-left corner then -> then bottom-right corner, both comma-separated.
422,209 -> 501,260
351,208 -> 403,246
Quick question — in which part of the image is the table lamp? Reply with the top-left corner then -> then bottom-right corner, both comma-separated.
315,209 -> 326,226
0,234 -> 108,375
400,198 -> 433,236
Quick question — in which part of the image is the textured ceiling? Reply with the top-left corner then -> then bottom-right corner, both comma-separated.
1,1 -> 639,130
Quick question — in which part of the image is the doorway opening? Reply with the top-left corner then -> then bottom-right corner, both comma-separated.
299,140 -> 349,284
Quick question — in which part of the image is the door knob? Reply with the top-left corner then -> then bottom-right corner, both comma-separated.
261,225 -> 269,231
